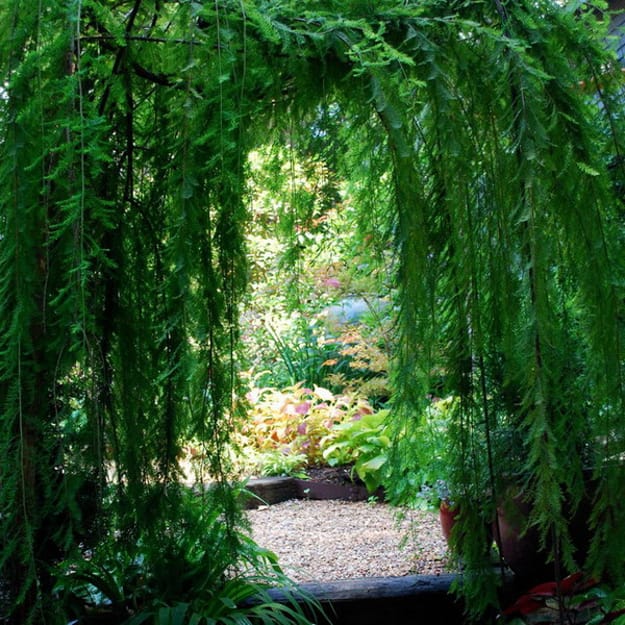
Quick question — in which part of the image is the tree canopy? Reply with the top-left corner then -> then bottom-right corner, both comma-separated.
2,0 -> 625,622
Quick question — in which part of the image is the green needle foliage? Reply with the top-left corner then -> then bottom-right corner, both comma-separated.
1,0 -> 625,622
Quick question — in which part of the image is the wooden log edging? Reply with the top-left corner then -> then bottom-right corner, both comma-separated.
241,476 -> 300,508
241,476 -> 377,509
266,574 -> 465,625
291,573 -> 459,600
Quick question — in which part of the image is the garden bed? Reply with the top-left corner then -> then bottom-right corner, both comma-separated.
242,466 -> 380,509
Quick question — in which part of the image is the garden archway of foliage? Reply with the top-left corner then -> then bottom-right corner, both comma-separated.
2,0 -> 625,622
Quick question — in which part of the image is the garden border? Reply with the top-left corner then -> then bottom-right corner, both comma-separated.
242,475 -> 378,508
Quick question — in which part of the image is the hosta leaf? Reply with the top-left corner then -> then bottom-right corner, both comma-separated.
359,455 -> 387,471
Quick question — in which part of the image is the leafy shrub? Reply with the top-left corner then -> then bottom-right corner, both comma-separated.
320,409 -> 391,493
501,574 -> 625,625
239,383 -> 374,466
319,319 -> 392,407
56,487 -> 323,625
261,317 -> 350,390
243,311 -> 392,402
239,448 -> 308,479
386,396 -> 456,509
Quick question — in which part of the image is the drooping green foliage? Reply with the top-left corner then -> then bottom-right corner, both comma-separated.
1,0 -> 625,622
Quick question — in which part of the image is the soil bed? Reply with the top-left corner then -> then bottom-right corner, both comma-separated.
302,465 -> 357,484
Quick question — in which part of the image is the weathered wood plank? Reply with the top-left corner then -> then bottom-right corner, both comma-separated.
293,573 -> 458,601
263,575 -> 466,625
268,574 -> 457,603
241,477 -> 299,508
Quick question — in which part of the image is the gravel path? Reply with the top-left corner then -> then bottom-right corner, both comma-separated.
246,499 -> 455,582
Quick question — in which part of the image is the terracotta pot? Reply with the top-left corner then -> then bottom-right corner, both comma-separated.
494,485 -> 594,585
439,501 -> 459,543
494,494 -> 550,582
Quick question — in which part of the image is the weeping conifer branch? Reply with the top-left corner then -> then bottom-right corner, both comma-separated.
2,1 -> 625,622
